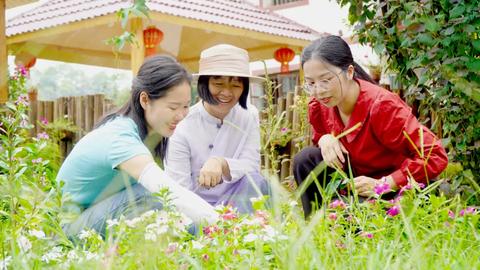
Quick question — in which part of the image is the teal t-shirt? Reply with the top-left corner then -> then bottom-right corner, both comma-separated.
56,117 -> 150,208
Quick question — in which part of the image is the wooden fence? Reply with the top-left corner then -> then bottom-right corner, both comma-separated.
29,94 -> 115,157
260,86 -> 312,184
28,90 -> 309,183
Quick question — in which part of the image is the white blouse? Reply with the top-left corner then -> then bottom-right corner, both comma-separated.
164,101 -> 261,204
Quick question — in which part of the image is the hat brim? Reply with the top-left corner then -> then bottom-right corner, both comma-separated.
191,72 -> 265,84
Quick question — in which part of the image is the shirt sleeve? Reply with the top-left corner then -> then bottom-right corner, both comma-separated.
107,127 -> 151,169
308,98 -> 327,145
164,130 -> 194,190
371,97 -> 448,187
223,110 -> 261,183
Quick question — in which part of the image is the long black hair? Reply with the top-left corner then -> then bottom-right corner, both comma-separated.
96,55 -> 191,160
301,35 -> 376,84
197,75 -> 250,109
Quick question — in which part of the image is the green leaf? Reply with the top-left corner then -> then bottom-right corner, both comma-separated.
472,40 -> 480,52
443,26 -> 455,36
466,58 -> 480,72
417,33 -> 436,46
449,5 -> 465,19
424,18 -> 441,32
373,43 -> 385,55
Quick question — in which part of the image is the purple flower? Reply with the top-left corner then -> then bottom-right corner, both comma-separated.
37,132 -> 49,140
374,182 -> 391,195
417,183 -> 426,189
32,158 -> 43,164
329,199 -> 346,209
328,213 -> 337,221
19,119 -> 29,129
386,205 -> 400,217
202,254 -> 209,261
15,95 -> 29,107
280,127 -> 288,133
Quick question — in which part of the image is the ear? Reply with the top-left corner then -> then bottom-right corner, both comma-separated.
139,91 -> 149,110
347,64 -> 355,80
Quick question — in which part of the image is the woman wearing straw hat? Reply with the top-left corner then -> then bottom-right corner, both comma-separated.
165,44 -> 269,213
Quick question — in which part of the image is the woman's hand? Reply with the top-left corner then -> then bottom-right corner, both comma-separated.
318,134 -> 348,169
352,175 -> 397,197
199,157 -> 225,188
352,176 -> 378,197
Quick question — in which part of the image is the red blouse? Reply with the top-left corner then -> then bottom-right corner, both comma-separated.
308,79 -> 448,187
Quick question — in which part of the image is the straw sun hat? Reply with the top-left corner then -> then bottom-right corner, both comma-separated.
192,44 -> 265,84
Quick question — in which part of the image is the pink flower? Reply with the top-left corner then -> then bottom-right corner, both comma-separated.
280,127 -> 288,133
367,199 -> 377,204
398,184 -> 412,196
165,243 -> 178,254
417,183 -> 426,189
448,210 -> 455,219
374,182 -> 391,195
19,66 -> 28,76
459,207 -> 476,217
221,209 -> 237,221
202,254 -> 209,261
360,231 -> 373,238
37,132 -> 49,140
329,199 -> 346,209
40,117 -> 49,125
328,213 -> 337,221
203,225 -> 219,236
386,205 -> 400,217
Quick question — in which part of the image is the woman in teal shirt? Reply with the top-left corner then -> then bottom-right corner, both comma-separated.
57,55 -> 218,238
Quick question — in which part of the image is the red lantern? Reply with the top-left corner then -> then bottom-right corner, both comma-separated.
274,47 -> 295,73
143,26 -> 164,57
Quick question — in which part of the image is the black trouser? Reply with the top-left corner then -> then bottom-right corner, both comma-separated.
293,146 -> 336,218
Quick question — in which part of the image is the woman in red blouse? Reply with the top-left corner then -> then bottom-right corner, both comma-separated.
293,35 -> 448,217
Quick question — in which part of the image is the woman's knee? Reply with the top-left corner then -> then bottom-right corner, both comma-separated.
293,146 -> 322,169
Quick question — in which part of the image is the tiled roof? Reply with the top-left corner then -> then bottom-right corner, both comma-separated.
6,0 -> 319,40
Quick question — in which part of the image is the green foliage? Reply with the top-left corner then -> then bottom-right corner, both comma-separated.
336,0 -> 480,179
105,0 -> 150,52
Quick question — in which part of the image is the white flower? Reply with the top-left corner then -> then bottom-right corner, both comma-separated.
156,211 -> 169,224
191,240 -> 204,250
141,210 -> 156,219
243,233 -> 258,243
66,250 -> 79,261
29,229 -> 46,239
289,200 -> 298,207
106,219 -> 119,229
18,235 -> 32,252
85,251 -> 100,261
125,217 -> 142,228
145,231 -> 157,241
176,213 -> 193,228
41,246 -> 63,263
0,256 -> 12,270
250,197 -> 261,203
78,230 -> 93,240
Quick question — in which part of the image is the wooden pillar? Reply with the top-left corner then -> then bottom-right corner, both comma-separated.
0,0 -> 8,103
130,18 -> 144,76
